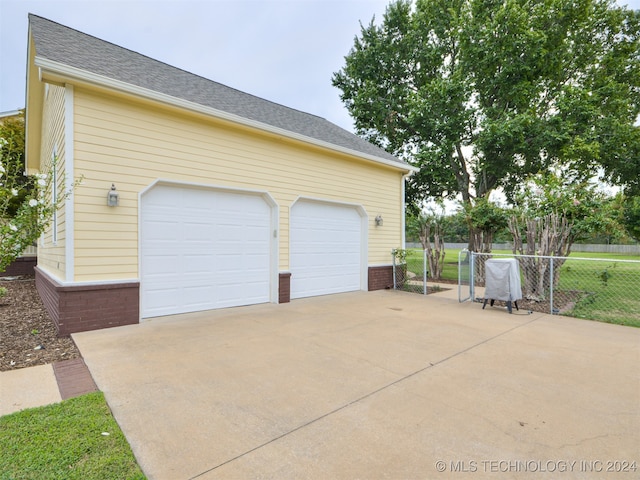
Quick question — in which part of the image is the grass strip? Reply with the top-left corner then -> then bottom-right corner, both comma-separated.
0,391 -> 145,480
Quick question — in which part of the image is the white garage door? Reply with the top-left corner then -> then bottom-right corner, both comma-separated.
141,184 -> 272,318
290,200 -> 363,299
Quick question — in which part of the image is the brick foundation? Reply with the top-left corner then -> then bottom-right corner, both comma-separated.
279,272 -> 291,303
368,265 -> 394,291
35,267 -> 139,336
1,256 -> 37,276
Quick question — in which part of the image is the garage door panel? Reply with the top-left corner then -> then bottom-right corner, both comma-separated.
245,225 -> 270,237
144,255 -> 180,275
182,285 -> 216,305
145,288 -> 180,315
145,220 -> 181,240
244,252 -> 270,264
183,255 -> 214,273
216,260 -> 244,276
141,184 -> 272,318
184,223 -> 215,240
290,201 -> 363,299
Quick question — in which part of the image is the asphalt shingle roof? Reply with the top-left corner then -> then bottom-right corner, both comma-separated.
29,14 -> 407,167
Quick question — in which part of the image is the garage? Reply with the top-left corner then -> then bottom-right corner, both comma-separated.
140,183 -> 273,318
290,199 -> 366,299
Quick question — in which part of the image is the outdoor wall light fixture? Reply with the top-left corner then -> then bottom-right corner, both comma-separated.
107,183 -> 119,207
375,215 -> 383,226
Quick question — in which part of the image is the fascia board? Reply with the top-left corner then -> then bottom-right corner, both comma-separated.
34,56 -> 419,174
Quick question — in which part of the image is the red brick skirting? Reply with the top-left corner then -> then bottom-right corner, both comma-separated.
368,265 -> 394,291
35,267 -> 140,336
0,256 -> 37,276
279,272 -> 291,303
53,357 -> 98,400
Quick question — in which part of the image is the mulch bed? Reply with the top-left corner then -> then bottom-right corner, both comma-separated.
0,276 -> 80,371
509,290 -> 587,315
473,292 -> 585,315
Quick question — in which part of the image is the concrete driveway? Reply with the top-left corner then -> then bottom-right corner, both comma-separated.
73,290 -> 640,480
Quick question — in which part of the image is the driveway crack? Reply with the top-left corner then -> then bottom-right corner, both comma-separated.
188,316 -> 541,479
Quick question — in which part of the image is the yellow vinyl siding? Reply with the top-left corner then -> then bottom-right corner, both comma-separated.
36,84 -> 67,280
72,87 -> 403,282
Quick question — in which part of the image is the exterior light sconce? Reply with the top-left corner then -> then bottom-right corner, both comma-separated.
107,183 -> 119,207
375,215 -> 383,227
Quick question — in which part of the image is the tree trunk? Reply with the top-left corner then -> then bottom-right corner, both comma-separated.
419,220 -> 446,280
508,214 -> 574,301
468,224 -> 494,285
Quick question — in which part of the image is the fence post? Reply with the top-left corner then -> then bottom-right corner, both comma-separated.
470,251 -> 475,301
423,249 -> 428,295
392,250 -> 397,290
458,250 -> 464,302
549,257 -> 554,315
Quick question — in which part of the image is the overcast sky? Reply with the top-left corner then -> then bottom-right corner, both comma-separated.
1,0 -> 638,133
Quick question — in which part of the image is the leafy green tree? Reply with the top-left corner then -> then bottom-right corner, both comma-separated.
510,173 -> 614,249
507,173 -> 613,299
439,210 -> 469,243
580,193 -> 633,244
0,114 -> 29,217
0,113 -> 73,272
464,198 -> 508,253
622,195 -> 640,241
333,0 -> 640,243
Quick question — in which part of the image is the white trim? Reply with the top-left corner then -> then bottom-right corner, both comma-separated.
290,195 -> 367,211
34,57 -> 418,174
56,277 -> 139,288
138,178 -> 278,201
289,196 -> 369,293
0,109 -> 22,118
64,85 -> 74,281
36,265 -> 139,287
138,179 -> 279,321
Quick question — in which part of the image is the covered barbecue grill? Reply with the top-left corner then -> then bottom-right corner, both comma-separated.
482,258 -> 522,313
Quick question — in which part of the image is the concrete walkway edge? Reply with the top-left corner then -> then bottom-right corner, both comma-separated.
0,357 -> 98,416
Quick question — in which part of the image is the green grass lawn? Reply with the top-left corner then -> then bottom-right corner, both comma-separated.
555,256 -> 640,327
0,391 -> 145,480
405,248 -> 474,282
404,248 -> 640,327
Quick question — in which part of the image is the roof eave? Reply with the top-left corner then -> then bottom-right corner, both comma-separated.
34,56 -> 418,174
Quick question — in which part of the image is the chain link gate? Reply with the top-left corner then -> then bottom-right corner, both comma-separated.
457,249 -> 472,302
392,249 -> 427,295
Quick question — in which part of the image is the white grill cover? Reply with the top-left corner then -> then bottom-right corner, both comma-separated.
484,258 -> 522,302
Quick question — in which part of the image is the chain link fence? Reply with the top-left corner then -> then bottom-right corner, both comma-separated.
460,251 -> 640,327
392,249 -> 453,295
392,249 -> 427,294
